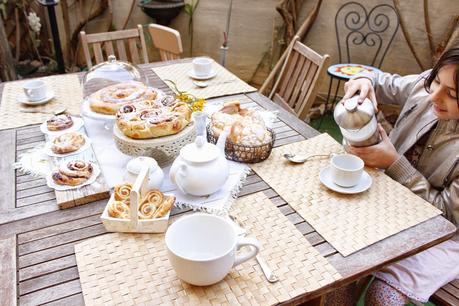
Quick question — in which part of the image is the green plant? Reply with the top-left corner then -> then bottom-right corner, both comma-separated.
184,0 -> 200,56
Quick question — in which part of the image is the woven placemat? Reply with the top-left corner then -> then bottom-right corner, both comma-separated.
75,192 -> 342,305
0,74 -> 82,130
251,133 -> 442,256
152,62 -> 257,99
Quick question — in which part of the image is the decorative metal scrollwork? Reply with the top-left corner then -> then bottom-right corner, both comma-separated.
335,1 -> 399,68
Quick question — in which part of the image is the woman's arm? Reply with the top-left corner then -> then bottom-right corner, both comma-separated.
386,155 -> 459,226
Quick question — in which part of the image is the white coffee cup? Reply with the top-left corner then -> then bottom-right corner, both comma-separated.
23,80 -> 48,101
192,57 -> 213,77
165,213 -> 260,286
330,154 -> 364,187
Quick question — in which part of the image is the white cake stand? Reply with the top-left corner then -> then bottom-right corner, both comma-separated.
113,122 -> 196,167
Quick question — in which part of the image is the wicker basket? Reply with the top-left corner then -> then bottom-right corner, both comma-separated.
206,125 -> 275,163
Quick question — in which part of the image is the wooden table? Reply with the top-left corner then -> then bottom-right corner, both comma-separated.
0,60 -> 456,306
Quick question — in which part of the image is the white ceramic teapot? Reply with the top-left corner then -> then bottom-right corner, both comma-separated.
169,112 -> 229,196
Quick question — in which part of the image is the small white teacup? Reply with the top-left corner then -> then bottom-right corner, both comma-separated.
165,213 -> 260,286
192,57 -> 213,77
23,80 -> 48,101
330,154 -> 364,187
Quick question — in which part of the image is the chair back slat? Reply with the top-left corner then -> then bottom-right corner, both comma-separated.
261,38 -> 330,120
128,38 -> 140,64
278,51 -> 299,97
93,43 -> 104,64
80,25 -> 149,69
283,54 -> 306,104
289,59 -> 312,109
104,41 -> 115,57
116,40 -> 128,62
148,24 -> 183,61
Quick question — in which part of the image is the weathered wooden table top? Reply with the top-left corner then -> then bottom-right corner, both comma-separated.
0,60 -> 455,306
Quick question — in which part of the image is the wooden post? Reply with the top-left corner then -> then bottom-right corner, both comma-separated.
0,20 -> 17,81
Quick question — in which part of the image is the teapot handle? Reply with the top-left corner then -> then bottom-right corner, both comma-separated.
171,163 -> 188,195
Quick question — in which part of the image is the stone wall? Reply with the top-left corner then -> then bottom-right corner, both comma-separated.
58,0 -> 459,96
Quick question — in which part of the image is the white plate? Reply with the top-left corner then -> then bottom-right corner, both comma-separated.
46,162 -> 101,191
319,166 -> 372,194
187,69 -> 217,80
44,133 -> 91,157
40,116 -> 84,136
17,90 -> 55,105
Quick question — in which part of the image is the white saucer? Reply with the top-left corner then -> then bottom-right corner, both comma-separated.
17,90 -> 55,105
44,133 -> 91,157
40,116 -> 84,135
319,166 -> 372,194
187,69 -> 217,80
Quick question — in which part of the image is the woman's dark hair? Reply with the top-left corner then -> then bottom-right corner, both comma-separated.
424,46 -> 459,103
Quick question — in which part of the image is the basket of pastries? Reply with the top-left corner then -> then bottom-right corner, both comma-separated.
101,165 -> 175,233
112,94 -> 196,167
207,100 -> 275,163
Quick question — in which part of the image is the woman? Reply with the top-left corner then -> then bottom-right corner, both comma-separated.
340,45 -> 459,305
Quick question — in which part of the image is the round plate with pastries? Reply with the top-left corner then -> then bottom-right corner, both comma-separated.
40,115 -> 84,135
85,81 -> 164,116
44,132 -> 91,157
115,96 -> 192,139
46,160 -> 101,191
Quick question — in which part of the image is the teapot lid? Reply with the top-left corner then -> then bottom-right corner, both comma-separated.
126,156 -> 159,174
180,136 -> 220,163
334,96 -> 375,130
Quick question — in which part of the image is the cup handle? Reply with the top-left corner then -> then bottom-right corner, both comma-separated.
233,237 -> 260,267
25,89 -> 33,98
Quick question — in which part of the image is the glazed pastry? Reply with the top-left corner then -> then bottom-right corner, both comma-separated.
51,132 -> 85,154
108,200 -> 130,219
115,98 -> 192,139
47,114 -> 74,131
52,160 -> 93,186
114,183 -> 132,203
89,81 -> 159,115
138,190 -> 164,219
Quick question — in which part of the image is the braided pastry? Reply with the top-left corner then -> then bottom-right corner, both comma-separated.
108,200 -> 130,219
52,160 -> 93,186
51,132 -> 85,154
152,195 -> 175,218
89,81 -> 159,115
114,183 -> 132,203
47,114 -> 74,131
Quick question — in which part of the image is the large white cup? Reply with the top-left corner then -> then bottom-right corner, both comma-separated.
22,80 -> 48,101
330,154 -> 364,187
192,57 -> 213,77
165,213 -> 260,286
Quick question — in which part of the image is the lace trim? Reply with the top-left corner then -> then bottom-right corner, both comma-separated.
373,272 -> 429,303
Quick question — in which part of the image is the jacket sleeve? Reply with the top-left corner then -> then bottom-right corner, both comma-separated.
352,71 -> 429,107
386,155 -> 459,226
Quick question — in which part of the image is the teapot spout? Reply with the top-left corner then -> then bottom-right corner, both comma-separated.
216,128 -> 230,154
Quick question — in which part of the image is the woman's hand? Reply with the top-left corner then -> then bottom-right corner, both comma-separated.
345,125 -> 399,169
342,77 -> 378,111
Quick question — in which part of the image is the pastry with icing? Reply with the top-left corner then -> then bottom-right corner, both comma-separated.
52,160 -> 93,186
51,132 -> 85,154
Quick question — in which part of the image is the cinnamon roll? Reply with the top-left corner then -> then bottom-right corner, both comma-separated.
108,200 -> 130,219
47,114 -> 74,131
52,160 -> 93,186
51,132 -> 85,154
114,183 -> 132,203
153,195 -> 175,218
138,190 -> 164,219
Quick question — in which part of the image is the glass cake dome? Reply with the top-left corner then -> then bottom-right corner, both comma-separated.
82,55 -> 148,98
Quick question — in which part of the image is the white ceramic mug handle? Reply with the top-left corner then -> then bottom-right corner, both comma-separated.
25,89 -> 34,98
233,237 -> 260,267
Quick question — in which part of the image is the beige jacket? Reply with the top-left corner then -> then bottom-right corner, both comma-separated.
355,71 -> 459,226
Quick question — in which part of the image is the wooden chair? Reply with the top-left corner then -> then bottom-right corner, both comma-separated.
80,25 -> 149,69
148,24 -> 183,61
431,280 -> 459,306
260,36 -> 330,121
